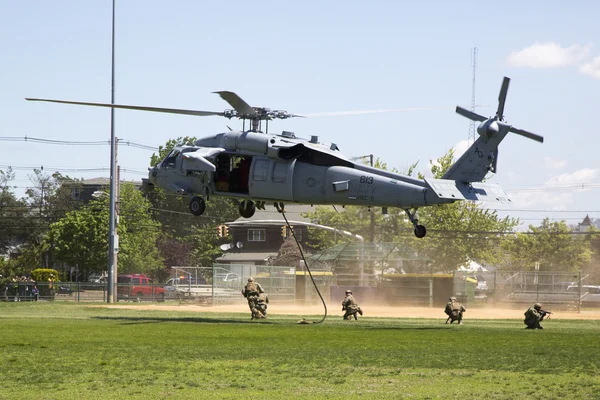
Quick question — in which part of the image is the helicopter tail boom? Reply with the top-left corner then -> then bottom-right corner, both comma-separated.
442,128 -> 508,183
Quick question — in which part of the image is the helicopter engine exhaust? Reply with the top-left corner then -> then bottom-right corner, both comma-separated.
223,131 -> 268,154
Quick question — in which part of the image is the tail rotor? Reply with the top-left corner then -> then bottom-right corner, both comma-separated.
455,76 -> 544,144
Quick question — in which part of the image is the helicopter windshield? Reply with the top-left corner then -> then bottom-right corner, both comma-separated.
161,149 -> 180,168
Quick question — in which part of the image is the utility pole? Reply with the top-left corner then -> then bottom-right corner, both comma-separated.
107,0 -> 117,303
115,163 -> 120,288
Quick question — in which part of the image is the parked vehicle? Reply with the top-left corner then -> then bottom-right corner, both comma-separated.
117,274 -> 165,302
165,277 -> 207,287
88,273 -> 108,283
214,272 -> 241,283
164,277 -> 212,301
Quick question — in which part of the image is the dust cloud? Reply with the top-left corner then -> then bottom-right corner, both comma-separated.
104,303 -> 600,320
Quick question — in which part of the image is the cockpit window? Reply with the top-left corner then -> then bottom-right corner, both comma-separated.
162,150 -> 180,168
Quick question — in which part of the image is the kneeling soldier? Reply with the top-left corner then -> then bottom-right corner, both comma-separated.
524,303 -> 548,329
444,297 -> 466,324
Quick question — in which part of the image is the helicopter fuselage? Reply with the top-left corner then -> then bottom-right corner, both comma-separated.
149,131 -> 453,211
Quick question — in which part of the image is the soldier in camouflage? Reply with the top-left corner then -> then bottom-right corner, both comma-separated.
444,297 -> 466,324
241,277 -> 265,320
524,303 -> 545,329
255,292 -> 269,318
342,289 -> 363,320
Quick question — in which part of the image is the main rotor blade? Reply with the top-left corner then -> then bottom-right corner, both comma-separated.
455,106 -> 486,122
509,127 -> 544,143
302,106 -> 451,118
497,76 -> 510,120
25,98 -> 225,117
212,91 -> 256,116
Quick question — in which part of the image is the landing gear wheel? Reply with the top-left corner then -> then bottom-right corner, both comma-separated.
189,197 -> 206,216
239,200 -> 256,218
414,225 -> 427,238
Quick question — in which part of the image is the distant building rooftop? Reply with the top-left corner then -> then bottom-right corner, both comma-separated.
215,252 -> 277,263
80,177 -> 142,186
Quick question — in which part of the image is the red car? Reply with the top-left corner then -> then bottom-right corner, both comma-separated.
117,274 -> 165,302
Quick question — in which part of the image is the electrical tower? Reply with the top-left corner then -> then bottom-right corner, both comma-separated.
468,47 -> 478,145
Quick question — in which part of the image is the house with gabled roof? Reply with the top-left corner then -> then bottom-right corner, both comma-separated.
216,204 -> 315,265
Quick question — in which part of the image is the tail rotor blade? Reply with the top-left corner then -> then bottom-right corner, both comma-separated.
497,77 -> 510,120
509,127 -> 544,143
455,106 -> 486,122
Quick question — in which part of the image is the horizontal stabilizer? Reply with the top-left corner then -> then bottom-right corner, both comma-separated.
425,178 -> 510,203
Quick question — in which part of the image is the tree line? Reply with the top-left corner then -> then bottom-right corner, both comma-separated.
1,140 -> 599,284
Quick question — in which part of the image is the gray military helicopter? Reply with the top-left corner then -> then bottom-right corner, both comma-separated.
27,76 -> 542,238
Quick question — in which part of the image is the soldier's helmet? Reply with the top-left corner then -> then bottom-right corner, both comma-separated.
450,297 -> 457,301
345,289 -> 352,294
534,303 -> 542,310
248,277 -> 254,282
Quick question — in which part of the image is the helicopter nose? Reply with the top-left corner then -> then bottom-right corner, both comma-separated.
148,166 -> 159,184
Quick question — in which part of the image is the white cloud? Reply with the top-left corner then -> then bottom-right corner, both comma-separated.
545,168 -> 599,185
452,139 -> 470,160
543,157 -> 568,170
507,42 -> 591,68
507,168 -> 599,211
580,56 -> 600,79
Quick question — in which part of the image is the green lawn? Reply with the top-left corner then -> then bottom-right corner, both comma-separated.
1,303 -> 599,399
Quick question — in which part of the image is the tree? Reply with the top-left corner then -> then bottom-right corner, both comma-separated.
48,183 -> 163,276
501,219 -> 597,272
20,170 -> 83,268
0,167 -> 27,254
270,237 -> 306,267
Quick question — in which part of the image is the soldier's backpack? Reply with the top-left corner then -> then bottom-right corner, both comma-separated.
246,281 -> 258,295
451,300 -> 461,311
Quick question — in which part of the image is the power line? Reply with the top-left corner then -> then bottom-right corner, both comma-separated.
0,165 -> 147,175
0,136 -> 159,151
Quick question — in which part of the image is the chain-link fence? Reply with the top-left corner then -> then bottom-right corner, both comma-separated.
491,271 -> 585,310
211,264 -> 296,305
3,268 -> 597,311
2,281 -> 110,302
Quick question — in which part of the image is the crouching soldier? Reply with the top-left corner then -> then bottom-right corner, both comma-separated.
255,292 -> 269,319
342,289 -> 363,320
444,297 -> 466,324
524,303 -> 547,329
241,277 -> 264,320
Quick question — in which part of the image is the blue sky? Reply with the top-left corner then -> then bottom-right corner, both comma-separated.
1,1 -> 599,229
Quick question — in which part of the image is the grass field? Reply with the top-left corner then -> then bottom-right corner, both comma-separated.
1,303 -> 599,399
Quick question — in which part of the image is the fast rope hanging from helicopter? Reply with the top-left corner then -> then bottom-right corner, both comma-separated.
276,202 -> 328,324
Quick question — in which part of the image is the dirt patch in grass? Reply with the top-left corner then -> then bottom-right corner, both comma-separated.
99,303 -> 600,320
